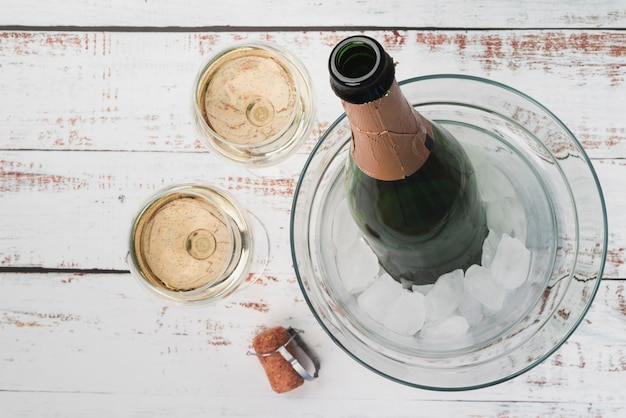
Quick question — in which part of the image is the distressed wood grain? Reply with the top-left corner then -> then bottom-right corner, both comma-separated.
1,392 -> 623,417
1,2 -> 626,415
1,30 -> 625,158
0,273 -> 625,416
3,30 -> 621,271
0,149 -> 304,272
0,151 -> 622,276
1,0 -> 626,29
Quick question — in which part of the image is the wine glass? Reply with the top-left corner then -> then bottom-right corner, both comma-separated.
192,43 -> 316,176
129,182 -> 268,305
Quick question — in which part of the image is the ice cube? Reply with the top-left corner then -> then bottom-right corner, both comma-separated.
331,199 -> 360,252
463,264 -> 505,311
412,283 -> 434,296
382,290 -> 426,336
485,197 -> 527,244
420,315 -> 470,339
481,229 -> 501,269
482,304 -> 502,317
506,197 -> 527,244
457,293 -> 484,327
424,269 -> 464,322
357,273 -> 402,323
475,163 -> 517,202
490,234 -> 531,290
337,237 -> 380,294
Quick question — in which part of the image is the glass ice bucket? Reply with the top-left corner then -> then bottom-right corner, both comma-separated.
290,75 -> 607,390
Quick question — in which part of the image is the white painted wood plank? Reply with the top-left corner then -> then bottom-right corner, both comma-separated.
0,273 -> 624,416
0,149 -> 306,273
1,30 -> 624,158
1,0 -> 626,29
0,2 -> 622,415
1,393 -> 624,417
0,150 -> 621,276
595,159 -> 626,279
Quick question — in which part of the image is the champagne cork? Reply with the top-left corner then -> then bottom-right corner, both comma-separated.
250,326 -> 320,393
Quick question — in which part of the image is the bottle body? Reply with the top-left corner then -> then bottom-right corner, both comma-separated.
329,35 -> 488,286
344,121 -> 487,285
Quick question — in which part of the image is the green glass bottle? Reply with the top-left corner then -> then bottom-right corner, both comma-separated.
329,35 -> 488,286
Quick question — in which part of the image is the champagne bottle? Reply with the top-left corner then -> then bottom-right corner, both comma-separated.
329,35 -> 488,286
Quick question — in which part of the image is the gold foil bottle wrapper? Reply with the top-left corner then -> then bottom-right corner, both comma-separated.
342,81 -> 434,181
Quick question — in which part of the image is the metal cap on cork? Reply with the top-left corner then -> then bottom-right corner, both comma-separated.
329,36 -> 434,181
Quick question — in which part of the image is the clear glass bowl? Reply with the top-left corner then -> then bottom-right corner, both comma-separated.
290,75 -> 607,390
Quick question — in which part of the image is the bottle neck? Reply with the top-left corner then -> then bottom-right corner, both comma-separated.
341,80 -> 434,181
329,36 -> 395,104
329,36 -> 435,181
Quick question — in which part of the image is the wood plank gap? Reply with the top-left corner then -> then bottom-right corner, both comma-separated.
0,145 -> 622,159
2,25 -> 626,33
0,266 -> 130,275
0,148 -> 211,154
0,388 -> 118,395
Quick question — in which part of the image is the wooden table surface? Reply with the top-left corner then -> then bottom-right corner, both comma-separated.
1,1 -> 625,416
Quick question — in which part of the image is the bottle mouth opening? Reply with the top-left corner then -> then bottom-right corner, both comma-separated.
330,36 -> 381,85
